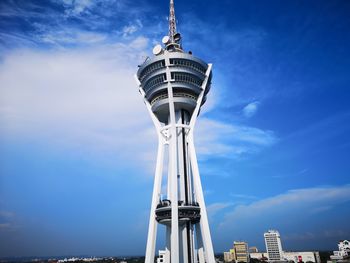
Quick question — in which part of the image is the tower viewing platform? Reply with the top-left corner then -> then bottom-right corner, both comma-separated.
155,199 -> 201,225
137,52 -> 212,123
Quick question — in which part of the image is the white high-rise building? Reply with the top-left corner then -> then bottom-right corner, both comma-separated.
264,230 -> 284,261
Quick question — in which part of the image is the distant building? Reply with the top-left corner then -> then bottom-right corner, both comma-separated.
235,241 -> 249,262
250,247 -> 259,253
264,230 -> 284,261
283,251 -> 321,263
224,241 -> 249,263
224,248 -> 236,262
250,252 -> 269,260
330,240 -> 350,261
224,251 -> 236,262
57,258 -> 103,263
230,248 -> 237,260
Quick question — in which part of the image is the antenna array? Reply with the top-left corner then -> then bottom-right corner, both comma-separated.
169,0 -> 177,42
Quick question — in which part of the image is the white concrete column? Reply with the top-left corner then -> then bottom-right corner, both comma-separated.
165,56 -> 180,263
187,138 -> 215,263
145,137 -> 165,263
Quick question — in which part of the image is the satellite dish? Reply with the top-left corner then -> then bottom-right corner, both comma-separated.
153,44 -> 163,55
162,36 -> 170,45
173,33 -> 181,43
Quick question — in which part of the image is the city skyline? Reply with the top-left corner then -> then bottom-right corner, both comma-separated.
1,0 -> 350,257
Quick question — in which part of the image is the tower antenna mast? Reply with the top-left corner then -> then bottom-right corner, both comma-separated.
169,0 -> 177,43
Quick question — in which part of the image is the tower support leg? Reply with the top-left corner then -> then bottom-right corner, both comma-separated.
145,139 -> 165,263
188,137 -> 215,263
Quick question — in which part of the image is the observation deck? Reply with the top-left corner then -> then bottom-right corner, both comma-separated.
137,52 -> 212,123
155,199 -> 201,225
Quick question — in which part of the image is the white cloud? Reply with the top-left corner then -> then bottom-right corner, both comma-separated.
40,30 -> 107,46
0,41 -> 157,174
207,202 -> 232,219
220,185 -> 350,228
122,20 -> 143,37
61,0 -> 94,15
195,118 -> 277,158
122,25 -> 138,37
0,39 -> 277,177
230,194 -> 257,200
243,101 -> 259,118
130,36 -> 149,50
210,185 -> 350,249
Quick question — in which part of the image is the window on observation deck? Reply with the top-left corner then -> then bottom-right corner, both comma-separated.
140,60 -> 165,81
144,73 -> 166,92
171,72 -> 202,87
170,59 -> 206,73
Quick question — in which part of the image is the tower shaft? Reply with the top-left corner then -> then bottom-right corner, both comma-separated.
169,110 -> 193,263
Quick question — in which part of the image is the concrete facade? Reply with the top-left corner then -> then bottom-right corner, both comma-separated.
224,242 -> 249,263
264,230 -> 284,261
330,240 -> 350,261
283,252 -> 320,263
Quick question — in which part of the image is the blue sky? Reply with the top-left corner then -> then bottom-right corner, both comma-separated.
1,0 -> 350,258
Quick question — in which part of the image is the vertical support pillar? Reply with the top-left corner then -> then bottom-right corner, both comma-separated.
136,75 -> 166,263
166,225 -> 171,263
145,137 -> 166,263
188,139 -> 215,263
176,110 -> 190,263
165,57 -> 180,263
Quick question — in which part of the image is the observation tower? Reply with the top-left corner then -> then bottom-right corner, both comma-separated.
135,1 -> 214,263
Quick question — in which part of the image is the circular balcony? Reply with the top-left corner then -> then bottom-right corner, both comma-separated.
155,200 -> 201,225
137,52 -> 212,123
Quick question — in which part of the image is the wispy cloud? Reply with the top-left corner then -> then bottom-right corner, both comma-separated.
230,194 -> 257,200
0,210 -> 17,232
60,0 -> 95,15
243,101 -> 259,118
0,0 -> 153,51
209,185 -> 350,250
195,118 -> 277,159
220,185 -> 350,228
122,20 -> 143,37
0,41 -> 156,174
0,39 -> 277,179
207,202 -> 232,219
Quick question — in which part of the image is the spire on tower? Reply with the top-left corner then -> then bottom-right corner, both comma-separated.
169,0 -> 177,43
